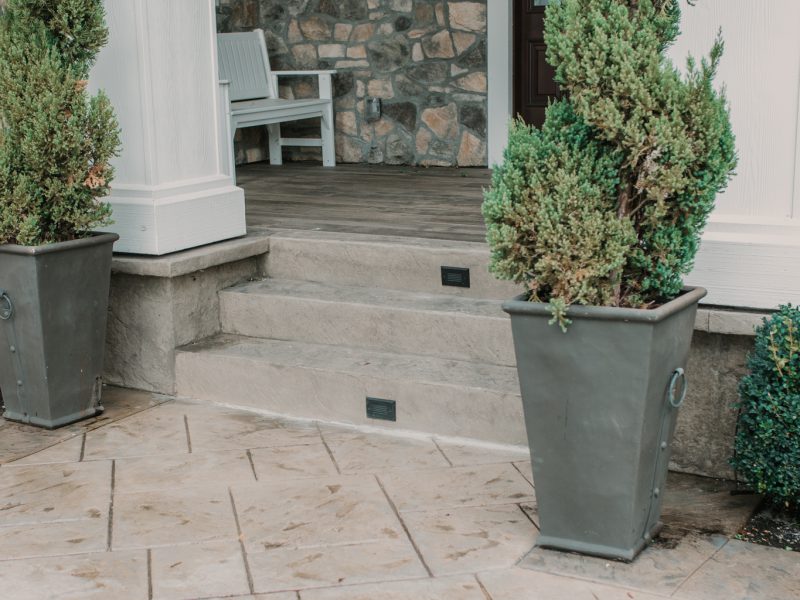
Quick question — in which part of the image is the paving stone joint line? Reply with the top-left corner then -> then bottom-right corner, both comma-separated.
228,486 -> 256,595
375,473 -> 434,578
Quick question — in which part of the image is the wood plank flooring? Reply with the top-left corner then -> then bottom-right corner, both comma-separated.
239,162 -> 492,242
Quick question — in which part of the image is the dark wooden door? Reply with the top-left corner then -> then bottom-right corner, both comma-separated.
514,0 -> 560,128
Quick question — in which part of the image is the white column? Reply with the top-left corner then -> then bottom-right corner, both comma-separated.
90,0 -> 245,255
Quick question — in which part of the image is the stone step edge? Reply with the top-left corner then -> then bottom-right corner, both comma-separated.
219,278 -> 509,319
176,334 -> 520,395
264,227 -> 495,252
172,394 -> 532,459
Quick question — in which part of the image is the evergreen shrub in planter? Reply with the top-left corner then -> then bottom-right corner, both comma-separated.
0,0 -> 121,428
483,0 -> 737,560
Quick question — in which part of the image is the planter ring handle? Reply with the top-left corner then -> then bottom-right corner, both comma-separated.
668,368 -> 687,408
0,290 -> 12,320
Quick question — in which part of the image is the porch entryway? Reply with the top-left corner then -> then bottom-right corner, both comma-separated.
164,162 -> 753,481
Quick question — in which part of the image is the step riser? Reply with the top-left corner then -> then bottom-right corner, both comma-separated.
220,292 -> 517,367
266,234 -> 522,300
175,350 -> 528,446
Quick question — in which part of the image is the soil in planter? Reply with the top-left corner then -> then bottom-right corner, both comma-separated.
737,501 -> 800,552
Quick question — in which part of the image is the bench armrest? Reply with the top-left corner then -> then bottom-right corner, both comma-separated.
271,70 -> 337,101
273,70 -> 337,77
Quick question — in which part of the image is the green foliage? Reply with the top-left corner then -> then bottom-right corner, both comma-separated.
483,0 -> 737,327
732,306 -> 800,507
0,0 -> 120,246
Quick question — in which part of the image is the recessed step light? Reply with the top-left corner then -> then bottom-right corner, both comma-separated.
441,266 -> 470,288
366,397 -> 396,422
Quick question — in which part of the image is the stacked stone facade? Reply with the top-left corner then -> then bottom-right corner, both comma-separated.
216,0 -> 488,167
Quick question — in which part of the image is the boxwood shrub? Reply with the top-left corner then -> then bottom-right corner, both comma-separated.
732,306 -> 800,507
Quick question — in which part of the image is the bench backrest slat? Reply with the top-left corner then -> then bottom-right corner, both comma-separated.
217,30 -> 275,102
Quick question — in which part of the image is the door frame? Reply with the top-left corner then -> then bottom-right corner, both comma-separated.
487,1 -> 514,167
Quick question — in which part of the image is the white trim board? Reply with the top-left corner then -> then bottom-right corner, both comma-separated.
793,55 -> 800,219
686,229 -> 800,309
487,0 -> 513,168
101,179 -> 246,256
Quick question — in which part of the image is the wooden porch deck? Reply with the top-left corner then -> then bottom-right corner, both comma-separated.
238,163 -> 491,243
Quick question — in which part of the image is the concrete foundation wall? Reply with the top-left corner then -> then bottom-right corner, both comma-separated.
672,332 -> 752,480
104,231 -> 271,394
105,258 -> 261,394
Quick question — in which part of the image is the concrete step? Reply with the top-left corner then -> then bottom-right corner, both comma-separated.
219,279 -> 516,367
175,334 -> 526,445
265,229 -> 523,300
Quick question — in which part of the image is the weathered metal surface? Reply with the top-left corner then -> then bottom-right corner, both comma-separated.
504,287 -> 706,561
0,233 -> 118,428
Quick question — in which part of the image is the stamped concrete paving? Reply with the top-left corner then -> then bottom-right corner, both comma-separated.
0,394 -> 797,600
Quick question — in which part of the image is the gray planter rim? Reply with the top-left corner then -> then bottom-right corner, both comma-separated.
0,232 -> 119,256
503,286 -> 707,323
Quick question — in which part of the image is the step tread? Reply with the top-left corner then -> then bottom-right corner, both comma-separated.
221,278 -> 508,319
178,334 -> 519,394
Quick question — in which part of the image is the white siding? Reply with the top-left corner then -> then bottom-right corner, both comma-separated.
669,0 -> 800,221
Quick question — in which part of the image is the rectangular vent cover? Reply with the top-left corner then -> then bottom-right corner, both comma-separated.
441,266 -> 470,288
366,397 -> 396,422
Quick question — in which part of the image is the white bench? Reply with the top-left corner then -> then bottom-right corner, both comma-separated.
217,29 -> 336,177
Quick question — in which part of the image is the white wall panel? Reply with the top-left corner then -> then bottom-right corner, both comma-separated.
669,0 -> 800,220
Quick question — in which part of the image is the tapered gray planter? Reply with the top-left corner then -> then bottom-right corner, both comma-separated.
0,232 -> 119,428
503,287 -> 706,561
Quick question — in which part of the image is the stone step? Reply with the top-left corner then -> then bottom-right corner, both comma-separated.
265,229 -> 523,300
219,278 -> 516,367
175,335 -> 526,446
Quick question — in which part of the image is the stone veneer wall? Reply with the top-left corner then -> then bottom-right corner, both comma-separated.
216,0 -> 488,167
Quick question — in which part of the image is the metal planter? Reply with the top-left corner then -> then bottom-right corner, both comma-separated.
503,287 -> 706,561
0,233 -> 119,428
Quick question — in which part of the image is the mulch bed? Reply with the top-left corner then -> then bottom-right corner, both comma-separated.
737,501 -> 800,552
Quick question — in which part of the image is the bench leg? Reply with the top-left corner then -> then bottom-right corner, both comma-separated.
267,124 -> 283,165
321,106 -> 336,167
229,126 -> 238,185
318,75 -> 336,167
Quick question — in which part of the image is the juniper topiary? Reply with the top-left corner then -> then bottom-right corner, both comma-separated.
0,0 -> 120,246
732,306 -> 800,507
483,0 -> 737,328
